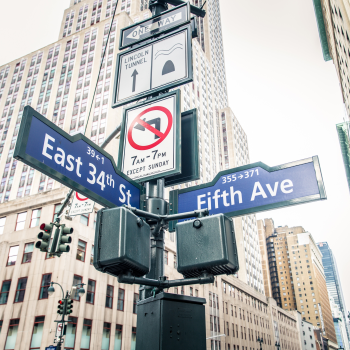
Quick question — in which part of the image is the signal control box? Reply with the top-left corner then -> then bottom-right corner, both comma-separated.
176,214 -> 239,278
94,207 -> 151,277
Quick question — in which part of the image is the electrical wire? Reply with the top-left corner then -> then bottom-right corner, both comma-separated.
83,0 -> 120,136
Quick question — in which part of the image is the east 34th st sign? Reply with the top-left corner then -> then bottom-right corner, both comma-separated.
14,106 -> 142,209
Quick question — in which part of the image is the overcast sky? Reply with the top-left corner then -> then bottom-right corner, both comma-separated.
0,0 -> 349,310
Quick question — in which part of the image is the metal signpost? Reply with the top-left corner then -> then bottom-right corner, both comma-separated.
13,1 -> 328,349
14,106 -> 142,209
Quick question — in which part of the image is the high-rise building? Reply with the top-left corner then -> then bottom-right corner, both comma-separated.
329,297 -> 350,350
317,242 -> 350,345
0,0 -> 296,349
258,219 -> 338,347
312,0 -> 350,117
0,0 -> 265,295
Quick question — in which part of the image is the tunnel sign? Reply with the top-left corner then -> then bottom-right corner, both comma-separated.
117,90 -> 181,182
112,26 -> 192,108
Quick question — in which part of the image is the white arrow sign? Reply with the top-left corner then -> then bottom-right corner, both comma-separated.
126,13 -> 183,41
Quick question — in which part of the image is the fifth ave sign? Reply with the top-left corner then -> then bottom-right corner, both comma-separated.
169,157 -> 326,230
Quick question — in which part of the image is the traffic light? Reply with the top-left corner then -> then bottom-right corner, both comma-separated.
57,299 -> 66,315
66,299 -> 73,315
55,224 -> 73,255
35,223 -> 53,252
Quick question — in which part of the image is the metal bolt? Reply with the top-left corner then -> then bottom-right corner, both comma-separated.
136,218 -> 144,227
193,219 -> 202,229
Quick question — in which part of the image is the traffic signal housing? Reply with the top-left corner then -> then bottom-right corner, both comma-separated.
66,299 -> 73,315
94,207 -> 151,277
57,299 -> 66,315
55,224 -> 73,254
176,214 -> 239,278
35,223 -> 53,252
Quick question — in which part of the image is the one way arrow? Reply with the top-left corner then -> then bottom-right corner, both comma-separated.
131,69 -> 138,92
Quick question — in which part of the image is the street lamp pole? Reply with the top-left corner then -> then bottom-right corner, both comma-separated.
257,336 -> 264,350
47,281 -> 86,349
275,341 -> 281,350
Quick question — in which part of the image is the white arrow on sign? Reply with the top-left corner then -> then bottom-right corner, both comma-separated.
126,13 -> 183,41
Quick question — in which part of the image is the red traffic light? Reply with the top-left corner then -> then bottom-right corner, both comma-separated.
58,300 -> 63,304
40,223 -> 53,232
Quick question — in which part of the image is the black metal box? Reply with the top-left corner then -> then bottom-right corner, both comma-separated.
136,293 -> 206,350
94,207 -> 151,277
176,214 -> 239,277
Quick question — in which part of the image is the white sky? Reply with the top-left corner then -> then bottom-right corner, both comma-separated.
0,0 -> 349,310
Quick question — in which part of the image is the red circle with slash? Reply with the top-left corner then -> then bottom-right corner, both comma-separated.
76,192 -> 88,201
127,106 -> 173,150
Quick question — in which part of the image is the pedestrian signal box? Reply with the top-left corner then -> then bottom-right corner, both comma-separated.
94,207 -> 151,277
176,214 -> 239,278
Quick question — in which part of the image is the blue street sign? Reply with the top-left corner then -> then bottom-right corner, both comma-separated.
45,346 -> 57,350
14,106 -> 142,209
169,157 -> 326,230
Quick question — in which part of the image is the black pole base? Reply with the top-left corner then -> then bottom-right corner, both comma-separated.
136,292 -> 206,350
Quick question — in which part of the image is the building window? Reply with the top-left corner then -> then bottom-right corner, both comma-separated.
0,280 -> 11,304
0,217 -> 6,234
7,246 -> 19,266
106,285 -> 113,308
64,316 -> 78,349
195,289 -> 198,297
86,279 -> 96,304
81,319 -> 92,350
30,209 -> 41,228
164,250 -> 168,265
90,245 -> 94,265
117,288 -> 124,311
30,316 -> 45,349
53,204 -> 62,221
174,254 -> 177,268
72,275 -> 83,301
0,320 -> 2,333
115,325 -> 122,350
5,319 -> 20,349
39,274 -> 51,299
22,242 -> 34,263
76,240 -> 86,261
80,213 -> 89,226
15,212 -> 27,231
14,277 -> 27,303
133,293 -> 138,314
131,327 -> 137,350
190,287 -> 193,296
102,322 -> 111,350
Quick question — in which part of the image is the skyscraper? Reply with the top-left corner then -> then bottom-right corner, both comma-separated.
312,0 -> 350,118
258,219 -> 338,347
317,242 -> 350,346
0,1 -> 295,349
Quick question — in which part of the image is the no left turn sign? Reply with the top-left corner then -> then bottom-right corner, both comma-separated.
118,91 -> 181,182
128,106 -> 173,151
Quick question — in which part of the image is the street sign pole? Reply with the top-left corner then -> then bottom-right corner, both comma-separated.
140,178 -> 167,300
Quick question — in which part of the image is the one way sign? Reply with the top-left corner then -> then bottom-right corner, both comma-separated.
120,2 -> 190,49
